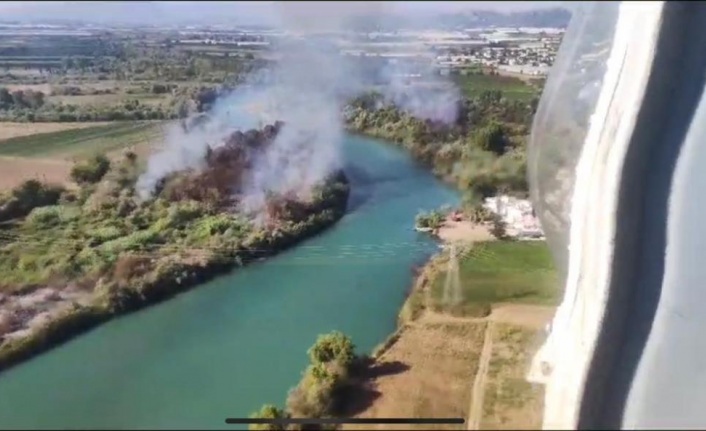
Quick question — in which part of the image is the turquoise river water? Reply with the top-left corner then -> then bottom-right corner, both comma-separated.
0,134 -> 458,429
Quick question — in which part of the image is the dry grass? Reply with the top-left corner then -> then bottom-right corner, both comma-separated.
480,323 -> 547,430
3,83 -> 52,94
349,239 -> 558,430
0,122 -> 113,141
0,156 -> 72,189
437,221 -> 495,244
488,303 -> 554,330
344,321 -> 486,431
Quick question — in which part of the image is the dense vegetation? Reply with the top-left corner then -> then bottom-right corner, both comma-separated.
250,331 -> 359,431
345,89 -> 537,211
0,83 -> 237,122
0,123 -> 350,372
0,33 -> 263,83
0,29 -> 266,123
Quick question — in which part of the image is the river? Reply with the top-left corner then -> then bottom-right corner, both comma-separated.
0,134 -> 458,429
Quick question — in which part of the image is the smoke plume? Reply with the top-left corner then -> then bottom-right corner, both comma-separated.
136,1 -> 461,211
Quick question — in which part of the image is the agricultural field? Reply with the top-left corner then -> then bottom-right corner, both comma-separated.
348,240 -> 558,430
454,73 -> 538,101
0,122 -> 162,160
0,156 -> 72,190
0,122 -> 113,141
430,241 -> 559,318
0,121 -> 163,189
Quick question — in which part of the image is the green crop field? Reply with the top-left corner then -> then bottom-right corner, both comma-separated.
455,73 -> 538,101
431,241 -> 558,316
0,122 -> 162,159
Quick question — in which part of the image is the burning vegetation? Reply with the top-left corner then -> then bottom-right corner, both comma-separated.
0,121 -> 350,371
157,121 -> 284,207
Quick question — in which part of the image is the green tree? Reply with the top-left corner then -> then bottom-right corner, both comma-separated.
490,213 -> 509,240
70,154 -> 111,184
475,122 -> 510,156
415,209 -> 444,230
307,331 -> 355,368
249,404 -> 288,431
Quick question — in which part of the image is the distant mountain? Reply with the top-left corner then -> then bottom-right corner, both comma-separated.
437,8 -> 572,29
0,2 -> 571,30
347,7 -> 572,32
0,1 -> 279,27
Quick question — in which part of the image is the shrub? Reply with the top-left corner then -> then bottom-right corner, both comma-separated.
26,206 -> 62,227
490,213 -> 509,240
70,155 -> 111,184
308,331 -> 355,369
0,180 -> 64,222
415,209 -> 445,230
248,404 -> 288,431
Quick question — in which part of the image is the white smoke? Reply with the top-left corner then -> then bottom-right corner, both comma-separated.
136,1 -> 461,208
135,89 -> 264,200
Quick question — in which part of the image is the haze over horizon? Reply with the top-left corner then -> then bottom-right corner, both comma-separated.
0,1 -> 566,26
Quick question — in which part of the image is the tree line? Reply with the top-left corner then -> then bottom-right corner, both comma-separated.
345,89 -> 538,214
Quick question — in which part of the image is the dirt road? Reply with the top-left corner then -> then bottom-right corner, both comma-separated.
468,322 -> 494,430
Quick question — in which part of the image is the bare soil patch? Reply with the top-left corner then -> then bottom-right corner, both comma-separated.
0,156 -> 72,190
437,220 -> 495,244
0,287 -> 93,343
468,322 -> 494,430
3,83 -> 52,94
489,303 -> 554,330
0,122 -> 112,141
343,322 -> 486,431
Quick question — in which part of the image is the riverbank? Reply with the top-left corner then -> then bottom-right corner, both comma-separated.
0,173 -> 350,375
344,221 -> 557,430
0,120 -> 353,375
344,92 -> 532,203
0,180 -> 349,374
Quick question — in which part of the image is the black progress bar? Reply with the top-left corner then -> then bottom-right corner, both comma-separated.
226,418 -> 465,425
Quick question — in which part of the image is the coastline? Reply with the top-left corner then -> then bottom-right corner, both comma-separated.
0,174 -> 351,375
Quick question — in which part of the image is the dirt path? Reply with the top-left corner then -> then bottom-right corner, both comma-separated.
468,321 -> 494,430
437,220 -> 495,244
417,304 -> 554,329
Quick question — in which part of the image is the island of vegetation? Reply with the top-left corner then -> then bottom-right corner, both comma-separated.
0,121 -> 350,373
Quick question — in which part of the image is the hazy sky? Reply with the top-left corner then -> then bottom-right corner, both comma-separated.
0,1 -> 565,25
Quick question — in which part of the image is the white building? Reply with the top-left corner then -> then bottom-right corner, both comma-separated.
483,195 -> 544,239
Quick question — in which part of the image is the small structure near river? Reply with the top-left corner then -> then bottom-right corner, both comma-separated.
483,195 -> 544,240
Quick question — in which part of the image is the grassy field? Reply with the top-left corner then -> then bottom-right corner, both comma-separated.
431,241 -> 558,317
454,74 -> 538,101
0,122 -> 162,159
